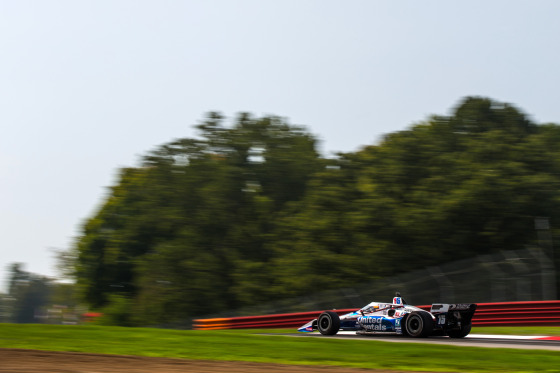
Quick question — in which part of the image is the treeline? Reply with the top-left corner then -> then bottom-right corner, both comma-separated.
0,263 -> 79,324
71,97 -> 560,326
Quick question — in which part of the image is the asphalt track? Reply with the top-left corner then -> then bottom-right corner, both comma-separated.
274,331 -> 560,351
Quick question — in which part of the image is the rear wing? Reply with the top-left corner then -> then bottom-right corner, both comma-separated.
430,303 -> 477,326
431,303 -> 476,312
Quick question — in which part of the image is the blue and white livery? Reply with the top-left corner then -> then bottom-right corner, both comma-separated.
298,293 -> 476,338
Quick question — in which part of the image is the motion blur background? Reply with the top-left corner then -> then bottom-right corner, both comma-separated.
1,1 -> 560,326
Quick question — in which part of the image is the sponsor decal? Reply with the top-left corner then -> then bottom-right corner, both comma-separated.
431,304 -> 449,313
358,316 -> 388,331
449,304 -> 472,310
362,324 -> 387,331
359,316 -> 384,324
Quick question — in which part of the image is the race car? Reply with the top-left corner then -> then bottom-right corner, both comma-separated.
298,293 -> 476,338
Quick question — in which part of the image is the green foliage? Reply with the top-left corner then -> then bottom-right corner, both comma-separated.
73,98 -> 560,325
7,263 -> 51,323
95,294 -> 134,327
74,113 -> 322,324
4,263 -> 80,324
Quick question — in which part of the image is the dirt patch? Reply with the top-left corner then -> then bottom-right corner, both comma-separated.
0,348 -> 379,372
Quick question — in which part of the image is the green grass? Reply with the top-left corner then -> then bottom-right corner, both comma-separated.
0,324 -> 559,372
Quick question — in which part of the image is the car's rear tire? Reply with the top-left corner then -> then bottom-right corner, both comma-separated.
317,311 -> 340,335
448,323 -> 472,338
405,311 -> 434,338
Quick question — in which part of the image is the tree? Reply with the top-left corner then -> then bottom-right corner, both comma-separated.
74,113 -> 322,324
73,99 -> 560,324
266,97 -> 560,290
7,263 -> 52,323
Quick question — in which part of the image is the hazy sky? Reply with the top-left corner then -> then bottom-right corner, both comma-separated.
1,0 -> 560,292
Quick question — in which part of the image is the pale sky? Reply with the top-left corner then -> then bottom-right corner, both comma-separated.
1,0 -> 560,292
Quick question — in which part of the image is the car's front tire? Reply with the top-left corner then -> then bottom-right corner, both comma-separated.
405,311 -> 434,338
317,311 -> 340,335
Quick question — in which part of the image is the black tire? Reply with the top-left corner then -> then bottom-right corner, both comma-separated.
448,323 -> 472,338
400,315 -> 410,336
405,311 -> 434,338
317,311 -> 340,335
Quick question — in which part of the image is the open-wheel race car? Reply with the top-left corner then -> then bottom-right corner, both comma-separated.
298,293 -> 476,338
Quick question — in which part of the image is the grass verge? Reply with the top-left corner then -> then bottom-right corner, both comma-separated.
0,324 -> 559,372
